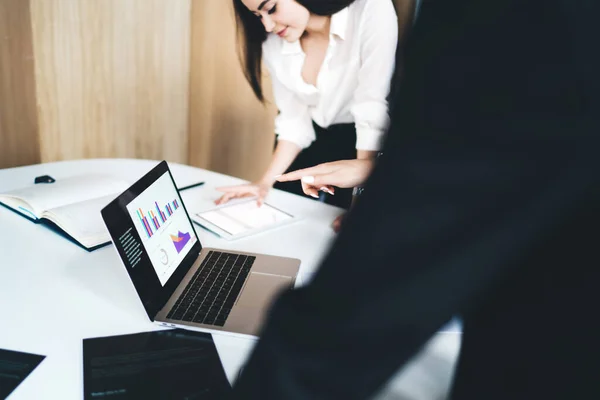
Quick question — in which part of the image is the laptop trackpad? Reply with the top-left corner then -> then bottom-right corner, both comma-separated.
236,273 -> 292,309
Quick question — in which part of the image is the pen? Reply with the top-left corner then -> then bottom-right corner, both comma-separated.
177,181 -> 205,192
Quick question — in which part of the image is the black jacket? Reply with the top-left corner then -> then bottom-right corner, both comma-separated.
231,0 -> 600,398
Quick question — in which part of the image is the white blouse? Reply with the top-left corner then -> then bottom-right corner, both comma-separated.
262,0 -> 398,151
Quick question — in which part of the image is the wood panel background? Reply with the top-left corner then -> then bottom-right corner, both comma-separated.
187,0 -> 276,180
0,0 -> 40,169
29,0 -> 191,164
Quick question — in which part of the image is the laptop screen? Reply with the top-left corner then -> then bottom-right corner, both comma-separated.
125,171 -> 197,286
101,161 -> 202,321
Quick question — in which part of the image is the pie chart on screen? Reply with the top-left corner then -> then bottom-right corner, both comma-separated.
159,249 -> 168,265
170,231 -> 191,254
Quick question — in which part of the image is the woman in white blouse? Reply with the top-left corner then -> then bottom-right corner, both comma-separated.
217,0 -> 398,226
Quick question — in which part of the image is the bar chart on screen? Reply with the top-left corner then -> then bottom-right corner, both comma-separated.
135,199 -> 181,238
125,172 -> 196,285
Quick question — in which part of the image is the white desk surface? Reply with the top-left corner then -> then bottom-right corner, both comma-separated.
0,159 -> 460,399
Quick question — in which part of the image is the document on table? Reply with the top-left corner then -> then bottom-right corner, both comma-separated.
83,329 -> 231,400
0,348 -> 45,399
192,199 -> 297,240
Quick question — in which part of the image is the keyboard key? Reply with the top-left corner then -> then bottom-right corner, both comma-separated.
167,251 -> 256,326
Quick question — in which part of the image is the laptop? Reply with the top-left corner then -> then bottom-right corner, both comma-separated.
101,161 -> 300,338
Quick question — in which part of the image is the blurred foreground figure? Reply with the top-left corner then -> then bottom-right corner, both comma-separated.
231,0 -> 600,399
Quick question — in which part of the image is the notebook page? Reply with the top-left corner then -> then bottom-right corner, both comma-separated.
43,194 -> 118,247
1,175 -> 129,215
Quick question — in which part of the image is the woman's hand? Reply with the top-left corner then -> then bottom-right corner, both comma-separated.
277,159 -> 375,232
215,140 -> 302,206
276,159 -> 374,197
215,179 -> 272,206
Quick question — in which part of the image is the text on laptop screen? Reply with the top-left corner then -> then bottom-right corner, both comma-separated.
125,172 -> 197,286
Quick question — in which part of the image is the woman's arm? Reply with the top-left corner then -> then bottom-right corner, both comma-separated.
260,140 -> 302,184
351,0 -> 399,154
216,41 -> 314,206
357,150 -> 378,160
215,139 -> 302,206
276,159 -> 375,194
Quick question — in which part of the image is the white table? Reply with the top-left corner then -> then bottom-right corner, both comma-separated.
0,159 -> 460,399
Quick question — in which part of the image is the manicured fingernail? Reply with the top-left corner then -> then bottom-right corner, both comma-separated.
320,187 -> 334,195
302,176 -> 315,184
310,193 -> 319,199
273,174 -> 282,179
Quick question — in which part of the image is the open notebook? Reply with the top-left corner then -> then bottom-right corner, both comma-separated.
0,175 -> 129,251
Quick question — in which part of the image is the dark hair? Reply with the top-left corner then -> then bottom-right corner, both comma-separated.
233,0 -> 355,103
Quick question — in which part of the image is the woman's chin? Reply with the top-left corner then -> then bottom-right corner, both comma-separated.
282,31 -> 299,42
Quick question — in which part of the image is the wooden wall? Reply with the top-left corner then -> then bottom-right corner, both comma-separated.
29,0 -> 191,164
0,0 -> 414,180
0,0 -> 40,169
187,0 -> 276,180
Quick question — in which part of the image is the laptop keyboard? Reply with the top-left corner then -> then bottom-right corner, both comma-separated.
166,251 -> 255,327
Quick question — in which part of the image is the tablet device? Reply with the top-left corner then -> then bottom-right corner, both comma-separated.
191,199 -> 298,240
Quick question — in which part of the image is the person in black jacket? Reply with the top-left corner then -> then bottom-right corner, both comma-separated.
230,0 -> 600,398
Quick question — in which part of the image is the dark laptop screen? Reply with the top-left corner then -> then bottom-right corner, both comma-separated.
101,161 -> 201,320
